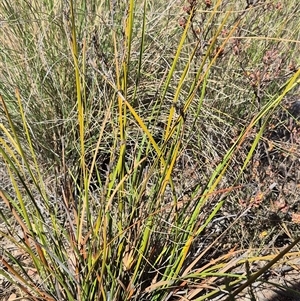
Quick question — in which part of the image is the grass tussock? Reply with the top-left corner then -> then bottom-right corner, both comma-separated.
0,0 -> 300,300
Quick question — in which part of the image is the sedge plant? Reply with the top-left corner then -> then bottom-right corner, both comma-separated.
0,1 -> 300,301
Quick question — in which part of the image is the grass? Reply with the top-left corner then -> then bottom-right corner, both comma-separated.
0,0 -> 300,300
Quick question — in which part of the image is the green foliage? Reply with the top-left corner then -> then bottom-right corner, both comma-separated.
0,0 -> 299,300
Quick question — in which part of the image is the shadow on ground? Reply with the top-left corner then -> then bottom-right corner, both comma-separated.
235,269 -> 300,301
